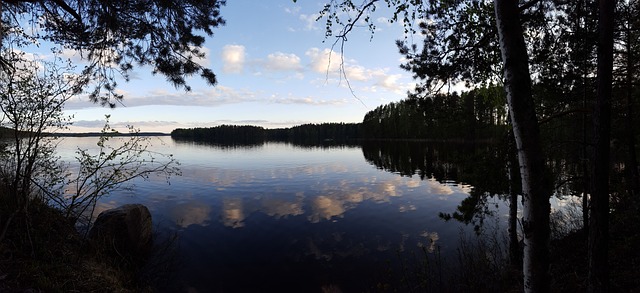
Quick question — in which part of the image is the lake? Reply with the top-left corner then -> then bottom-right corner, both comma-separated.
55,137 -> 512,292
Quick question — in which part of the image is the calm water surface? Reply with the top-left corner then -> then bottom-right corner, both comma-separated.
56,137 -> 502,292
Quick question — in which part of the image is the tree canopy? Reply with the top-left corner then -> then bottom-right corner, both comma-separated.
1,0 -> 226,107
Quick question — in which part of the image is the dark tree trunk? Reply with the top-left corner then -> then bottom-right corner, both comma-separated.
588,0 -> 615,292
583,83 -> 590,231
580,0 -> 591,231
494,0 -> 551,292
624,19 -> 640,199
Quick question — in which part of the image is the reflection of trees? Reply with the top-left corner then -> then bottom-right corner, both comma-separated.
362,140 -> 511,231
172,138 -> 361,150
362,141 -> 509,191
172,138 -> 264,149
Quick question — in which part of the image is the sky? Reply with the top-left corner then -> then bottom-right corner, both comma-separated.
58,1 -> 419,133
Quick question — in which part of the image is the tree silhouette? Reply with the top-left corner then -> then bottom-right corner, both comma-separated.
1,0 -> 226,107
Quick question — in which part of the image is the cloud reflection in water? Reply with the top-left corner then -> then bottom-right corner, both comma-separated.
222,198 -> 245,228
170,201 -> 212,228
208,172 -> 471,228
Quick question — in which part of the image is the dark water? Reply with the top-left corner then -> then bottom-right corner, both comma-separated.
56,137 -> 516,292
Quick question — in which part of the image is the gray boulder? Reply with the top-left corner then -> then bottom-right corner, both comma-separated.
89,204 -> 153,260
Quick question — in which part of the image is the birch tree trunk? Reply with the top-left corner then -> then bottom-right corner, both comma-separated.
507,131 -> 522,267
494,0 -> 551,292
588,0 -> 615,291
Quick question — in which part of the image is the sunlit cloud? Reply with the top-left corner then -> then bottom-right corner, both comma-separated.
303,48 -> 410,95
374,72 -> 402,89
221,44 -> 246,73
306,48 -> 341,73
263,52 -> 303,72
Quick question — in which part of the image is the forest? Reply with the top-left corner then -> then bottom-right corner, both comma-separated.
316,0 -> 640,291
171,85 -> 509,143
1,0 -> 639,292
171,122 -> 362,145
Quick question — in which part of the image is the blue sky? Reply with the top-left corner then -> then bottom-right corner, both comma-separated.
61,1 -> 418,133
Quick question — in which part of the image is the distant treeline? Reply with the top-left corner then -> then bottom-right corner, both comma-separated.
362,86 -> 509,140
172,87 -> 511,144
170,123 -> 361,145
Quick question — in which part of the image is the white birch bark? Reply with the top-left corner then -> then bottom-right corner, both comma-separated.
494,0 -> 551,292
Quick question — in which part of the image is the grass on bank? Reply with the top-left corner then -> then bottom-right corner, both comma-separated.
0,200 -> 153,292
374,197 -> 640,293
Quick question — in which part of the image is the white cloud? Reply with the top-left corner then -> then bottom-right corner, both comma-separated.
375,72 -> 402,89
268,95 -> 347,106
190,45 -> 211,67
343,65 -> 368,81
299,13 -> 320,31
305,48 -> 341,74
284,6 -> 301,14
376,17 -> 393,26
64,83 -> 348,110
221,44 -> 245,73
60,47 -> 119,67
60,48 -> 83,63
304,47 -> 407,93
64,85 -> 258,109
71,119 -> 181,130
263,52 -> 303,72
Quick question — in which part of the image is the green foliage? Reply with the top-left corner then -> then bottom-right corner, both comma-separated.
397,1 -> 502,95
51,116 -> 180,226
0,49 -> 179,242
0,50 -> 80,215
2,0 -> 226,106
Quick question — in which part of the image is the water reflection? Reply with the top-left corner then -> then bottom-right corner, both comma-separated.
221,198 -> 244,228
65,138 -> 488,292
362,140 -> 512,230
171,201 -> 212,228
419,231 -> 440,253
260,193 -> 305,219
206,175 -> 456,227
